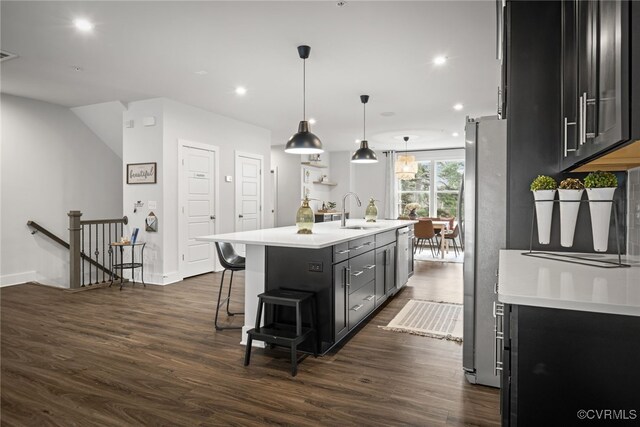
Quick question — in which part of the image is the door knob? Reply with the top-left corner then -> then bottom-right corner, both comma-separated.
238,214 -> 244,218
210,215 -> 216,220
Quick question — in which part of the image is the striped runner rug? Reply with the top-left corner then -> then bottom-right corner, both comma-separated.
381,299 -> 463,342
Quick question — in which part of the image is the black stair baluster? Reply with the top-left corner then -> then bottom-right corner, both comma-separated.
94,224 -> 99,285
102,224 -> 106,283
87,224 -> 91,287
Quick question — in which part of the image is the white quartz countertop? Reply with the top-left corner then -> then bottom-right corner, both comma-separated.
196,219 -> 417,249
498,250 -> 640,317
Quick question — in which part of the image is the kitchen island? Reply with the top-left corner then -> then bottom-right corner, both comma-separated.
197,219 -> 415,353
497,250 -> 640,426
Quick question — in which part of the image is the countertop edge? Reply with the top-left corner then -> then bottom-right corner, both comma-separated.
195,220 -> 416,249
498,293 -> 640,317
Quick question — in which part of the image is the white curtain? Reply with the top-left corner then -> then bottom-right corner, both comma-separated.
384,151 -> 398,219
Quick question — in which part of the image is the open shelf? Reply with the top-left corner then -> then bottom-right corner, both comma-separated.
301,162 -> 328,169
312,181 -> 337,186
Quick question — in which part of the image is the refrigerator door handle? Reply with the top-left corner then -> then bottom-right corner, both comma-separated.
493,302 -> 505,376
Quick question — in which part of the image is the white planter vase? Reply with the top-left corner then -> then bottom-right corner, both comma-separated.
558,189 -> 584,247
586,187 -> 616,252
532,189 -> 556,245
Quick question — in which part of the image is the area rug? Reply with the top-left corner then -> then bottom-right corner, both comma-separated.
381,299 -> 463,342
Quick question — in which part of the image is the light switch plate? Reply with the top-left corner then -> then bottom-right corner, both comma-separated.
225,176 -> 233,182
143,116 -> 156,127
148,201 -> 157,210
124,120 -> 134,128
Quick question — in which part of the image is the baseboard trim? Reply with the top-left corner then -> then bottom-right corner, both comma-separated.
0,271 -> 36,287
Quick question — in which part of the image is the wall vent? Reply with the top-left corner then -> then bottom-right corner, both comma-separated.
0,50 -> 18,62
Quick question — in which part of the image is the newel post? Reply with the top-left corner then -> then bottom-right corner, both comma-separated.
68,210 -> 82,289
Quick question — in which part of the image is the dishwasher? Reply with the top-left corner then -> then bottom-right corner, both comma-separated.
396,227 -> 410,289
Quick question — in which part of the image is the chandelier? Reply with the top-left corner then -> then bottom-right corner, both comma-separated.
395,136 -> 418,180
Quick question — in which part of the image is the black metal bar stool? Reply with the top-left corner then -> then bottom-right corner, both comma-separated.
244,289 -> 318,377
213,242 -> 245,330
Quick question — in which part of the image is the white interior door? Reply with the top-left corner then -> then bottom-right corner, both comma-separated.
181,145 -> 217,278
235,153 -> 262,232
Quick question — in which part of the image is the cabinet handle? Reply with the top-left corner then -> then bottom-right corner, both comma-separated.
364,264 -> 375,270
579,93 -> 585,145
364,295 -> 374,301
336,249 -> 350,255
346,267 -> 351,287
580,93 -> 596,144
352,245 -> 365,250
351,270 -> 363,277
563,117 -> 577,157
493,302 -> 505,376
351,304 -> 364,312
363,241 -> 373,246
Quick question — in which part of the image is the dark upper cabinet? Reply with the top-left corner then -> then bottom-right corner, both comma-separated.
560,0 -> 630,171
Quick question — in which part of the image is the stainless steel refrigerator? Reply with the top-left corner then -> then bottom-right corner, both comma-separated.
462,115 -> 507,388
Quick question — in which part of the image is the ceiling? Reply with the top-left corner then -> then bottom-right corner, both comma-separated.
0,1 -> 500,152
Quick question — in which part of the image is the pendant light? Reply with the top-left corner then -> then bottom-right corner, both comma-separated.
395,136 -> 418,179
351,95 -> 378,163
285,45 -> 323,154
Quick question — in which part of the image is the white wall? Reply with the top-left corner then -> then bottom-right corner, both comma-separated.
1,94 -> 123,287
271,146 -> 301,227
329,151 -> 387,219
123,98 -> 272,284
122,98 -> 165,283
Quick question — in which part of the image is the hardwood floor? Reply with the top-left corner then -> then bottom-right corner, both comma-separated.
1,262 -> 499,426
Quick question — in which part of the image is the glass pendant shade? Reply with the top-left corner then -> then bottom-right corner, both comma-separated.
285,121 -> 323,154
351,140 -> 378,163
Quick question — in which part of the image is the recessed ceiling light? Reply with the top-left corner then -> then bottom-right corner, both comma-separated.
434,56 -> 447,65
452,132 -> 459,137
453,103 -> 464,111
309,118 -> 316,125
194,70 -> 208,75
71,65 -> 83,72
235,86 -> 247,95
73,18 -> 94,32
380,112 -> 395,117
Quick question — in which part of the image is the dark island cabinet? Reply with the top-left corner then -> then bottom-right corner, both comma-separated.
560,0 -> 632,171
500,304 -> 640,426
266,229 -> 401,354
375,243 -> 396,306
333,260 -> 348,343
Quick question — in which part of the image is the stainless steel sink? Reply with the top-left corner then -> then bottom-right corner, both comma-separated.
341,225 -> 381,230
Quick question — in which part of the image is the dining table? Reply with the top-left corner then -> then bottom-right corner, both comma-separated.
431,220 -> 450,259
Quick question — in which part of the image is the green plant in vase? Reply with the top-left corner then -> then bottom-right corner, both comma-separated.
530,175 -> 557,245
584,171 -> 618,252
558,177 -> 584,247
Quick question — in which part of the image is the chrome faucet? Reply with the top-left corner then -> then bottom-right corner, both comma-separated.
341,192 -> 362,227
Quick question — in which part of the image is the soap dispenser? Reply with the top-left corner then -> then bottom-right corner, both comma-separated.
365,198 -> 378,222
296,196 -> 315,234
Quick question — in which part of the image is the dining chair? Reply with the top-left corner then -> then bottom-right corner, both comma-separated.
439,224 -> 461,256
414,219 -> 438,257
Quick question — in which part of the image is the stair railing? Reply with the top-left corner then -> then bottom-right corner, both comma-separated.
68,211 -> 128,288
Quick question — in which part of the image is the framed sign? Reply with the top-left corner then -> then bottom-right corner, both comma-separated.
127,162 -> 157,184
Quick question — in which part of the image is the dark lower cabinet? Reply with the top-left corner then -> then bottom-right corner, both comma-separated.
501,304 -> 640,426
266,230 -> 400,354
334,260 -> 348,343
375,243 -> 396,305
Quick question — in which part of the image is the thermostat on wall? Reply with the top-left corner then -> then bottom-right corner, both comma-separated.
143,116 -> 156,127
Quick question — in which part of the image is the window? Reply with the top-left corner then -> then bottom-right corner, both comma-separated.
435,160 -> 464,218
397,157 -> 464,219
399,161 -> 430,217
